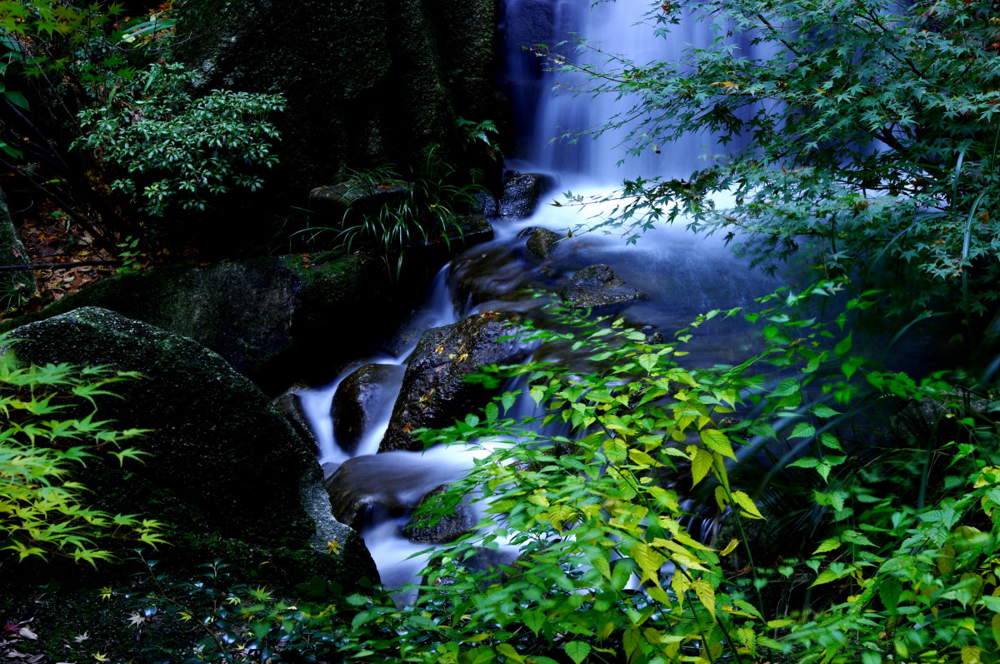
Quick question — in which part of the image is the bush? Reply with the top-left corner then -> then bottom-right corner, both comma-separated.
74,62 -> 285,219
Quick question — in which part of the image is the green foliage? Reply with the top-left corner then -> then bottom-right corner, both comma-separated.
74,62 -> 285,218
553,0 -> 1000,313
58,282 -> 1000,663
0,1 -> 172,158
306,145 -> 484,278
0,343 -> 164,564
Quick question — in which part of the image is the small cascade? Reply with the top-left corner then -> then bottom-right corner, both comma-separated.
298,265 -> 458,467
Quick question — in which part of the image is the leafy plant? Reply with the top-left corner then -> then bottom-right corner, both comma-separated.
0,344 -> 164,565
548,0 -> 1000,315
74,61 -> 285,219
306,145 -> 484,278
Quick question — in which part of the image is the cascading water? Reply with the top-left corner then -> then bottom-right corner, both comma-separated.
310,0 -> 781,593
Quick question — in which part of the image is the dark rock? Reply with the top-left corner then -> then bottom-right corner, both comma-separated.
561,264 -> 645,308
420,215 -> 495,256
175,0 -> 499,200
381,312 -> 532,452
333,363 -> 404,455
474,191 -> 499,218
273,385 -> 320,456
450,245 -> 537,309
0,254 -> 396,392
402,486 -> 477,544
498,172 -> 557,218
519,226 -> 561,260
0,188 -> 35,306
6,307 -> 378,584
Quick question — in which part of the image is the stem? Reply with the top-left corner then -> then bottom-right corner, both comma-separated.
0,260 -> 119,272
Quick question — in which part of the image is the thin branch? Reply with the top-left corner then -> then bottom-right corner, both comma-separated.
0,260 -> 119,272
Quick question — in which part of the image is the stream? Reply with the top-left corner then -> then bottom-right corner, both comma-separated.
300,0 -> 782,592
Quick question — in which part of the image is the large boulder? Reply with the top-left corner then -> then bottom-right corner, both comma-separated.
380,311 -> 532,452
6,307 -> 376,584
175,0 -> 500,199
0,254 -> 396,392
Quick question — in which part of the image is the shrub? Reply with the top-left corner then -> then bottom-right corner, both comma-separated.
74,62 -> 285,219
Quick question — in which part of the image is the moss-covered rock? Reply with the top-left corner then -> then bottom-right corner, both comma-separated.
174,0 -> 500,200
5,307 -> 373,571
1,254 -> 396,392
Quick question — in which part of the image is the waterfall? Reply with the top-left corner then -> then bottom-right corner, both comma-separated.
504,0 -> 749,183
313,0 -> 782,593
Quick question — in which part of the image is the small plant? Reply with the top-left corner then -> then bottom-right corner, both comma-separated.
309,145 -> 484,278
115,235 -> 142,275
0,343 -> 164,565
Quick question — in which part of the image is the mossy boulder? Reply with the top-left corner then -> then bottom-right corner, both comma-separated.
1,254 -> 396,392
5,307 -> 375,582
174,0 -> 500,200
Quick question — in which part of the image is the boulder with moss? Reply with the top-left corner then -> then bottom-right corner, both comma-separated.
6,306 -> 376,584
1,253 -> 396,392
0,187 -> 35,307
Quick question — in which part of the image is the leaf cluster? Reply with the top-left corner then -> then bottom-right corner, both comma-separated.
0,341 -> 163,565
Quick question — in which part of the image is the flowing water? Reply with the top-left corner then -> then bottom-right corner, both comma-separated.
307,0 -> 782,591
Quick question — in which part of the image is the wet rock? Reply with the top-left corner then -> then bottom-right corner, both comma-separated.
498,172 -> 556,218
380,311 -> 532,452
326,450 -> 474,529
450,245 -> 531,308
273,385 -> 320,456
421,214 -> 495,255
519,226 -> 561,260
333,363 -> 404,455
0,253 -> 397,392
473,190 -> 499,218
0,187 -> 35,306
402,486 -> 477,543
309,180 -> 410,221
561,264 -> 645,308
7,307 -> 379,586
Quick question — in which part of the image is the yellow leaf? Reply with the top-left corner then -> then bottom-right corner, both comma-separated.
528,493 -> 550,508
700,429 -> 736,459
631,541 -> 667,588
629,448 -> 660,468
692,579 -> 716,619
720,539 -> 739,556
732,490 -> 765,519
813,538 -> 841,555
962,645 -> 982,664
671,571 -> 690,608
